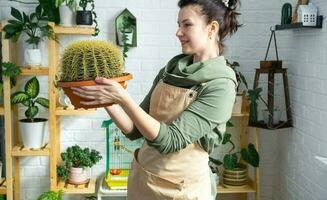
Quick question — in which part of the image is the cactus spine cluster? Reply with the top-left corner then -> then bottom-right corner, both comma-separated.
60,40 -> 124,82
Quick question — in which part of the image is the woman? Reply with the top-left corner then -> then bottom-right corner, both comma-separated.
72,0 -> 240,199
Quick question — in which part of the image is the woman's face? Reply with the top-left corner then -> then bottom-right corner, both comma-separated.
176,5 -> 211,55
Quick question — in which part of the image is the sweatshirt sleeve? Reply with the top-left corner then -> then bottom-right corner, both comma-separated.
124,68 -> 165,140
146,78 -> 236,154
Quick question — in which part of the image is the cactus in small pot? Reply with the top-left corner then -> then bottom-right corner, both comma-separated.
57,40 -> 133,109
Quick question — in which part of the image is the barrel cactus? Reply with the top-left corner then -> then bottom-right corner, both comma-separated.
59,40 -> 124,82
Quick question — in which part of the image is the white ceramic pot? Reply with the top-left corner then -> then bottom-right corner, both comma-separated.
232,95 -> 243,114
118,30 -> 133,46
24,49 -> 41,66
262,109 -> 281,125
68,167 -> 90,185
19,118 -> 47,149
59,5 -> 75,26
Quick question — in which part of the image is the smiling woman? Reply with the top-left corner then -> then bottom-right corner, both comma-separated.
72,0 -> 241,199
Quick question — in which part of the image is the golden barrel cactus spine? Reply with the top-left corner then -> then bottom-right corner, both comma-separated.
60,40 -> 124,82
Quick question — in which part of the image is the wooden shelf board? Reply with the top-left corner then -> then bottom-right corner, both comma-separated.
11,143 -> 50,156
53,25 -> 95,35
217,178 -> 256,194
21,66 -> 49,76
55,107 -> 97,116
232,112 -> 249,117
0,107 -> 4,115
56,179 -> 96,194
0,178 -> 6,194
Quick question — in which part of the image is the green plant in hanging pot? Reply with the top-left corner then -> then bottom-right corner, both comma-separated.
76,0 -> 99,36
118,15 -> 136,59
3,7 -> 55,66
57,40 -> 133,109
11,76 -> 49,149
209,121 -> 259,187
55,0 -> 77,26
57,145 -> 102,185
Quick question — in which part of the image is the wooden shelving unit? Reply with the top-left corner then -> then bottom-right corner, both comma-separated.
49,23 -> 96,194
0,178 -> 6,195
216,97 -> 260,199
1,21 -> 97,199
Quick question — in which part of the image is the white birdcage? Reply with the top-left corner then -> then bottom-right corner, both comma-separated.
297,3 -> 318,26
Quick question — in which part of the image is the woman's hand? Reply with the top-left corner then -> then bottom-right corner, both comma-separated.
71,77 -> 128,106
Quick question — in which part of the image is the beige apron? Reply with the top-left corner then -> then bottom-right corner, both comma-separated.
127,80 -> 212,200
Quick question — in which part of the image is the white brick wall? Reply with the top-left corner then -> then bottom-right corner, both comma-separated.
1,0 -> 327,200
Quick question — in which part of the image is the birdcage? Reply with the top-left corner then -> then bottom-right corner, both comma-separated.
101,120 -> 143,190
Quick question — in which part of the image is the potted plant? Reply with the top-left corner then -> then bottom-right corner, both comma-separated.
57,40 -> 133,109
76,0 -> 99,36
37,190 -> 63,200
11,76 -> 49,149
227,60 -> 248,114
57,145 -> 102,185
118,15 -> 136,59
0,62 -> 22,104
248,87 -> 281,125
3,7 -> 55,66
38,0 -> 61,25
209,121 -> 259,187
55,0 -> 77,26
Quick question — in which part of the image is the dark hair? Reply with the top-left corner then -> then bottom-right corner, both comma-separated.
178,0 -> 241,55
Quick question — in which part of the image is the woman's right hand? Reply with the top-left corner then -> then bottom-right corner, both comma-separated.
71,77 -> 129,106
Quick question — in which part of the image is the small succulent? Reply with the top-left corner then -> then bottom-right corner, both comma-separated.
59,40 -> 124,82
57,145 -> 102,180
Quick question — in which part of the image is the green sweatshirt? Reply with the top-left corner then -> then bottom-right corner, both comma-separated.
126,54 -> 237,154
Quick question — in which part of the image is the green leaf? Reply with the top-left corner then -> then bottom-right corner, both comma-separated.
209,157 -> 223,166
223,153 -> 237,170
22,100 -> 31,107
2,62 -> 22,77
25,106 -> 38,119
226,120 -> 234,127
23,12 -> 30,24
222,133 -> 231,145
11,7 -> 23,22
25,77 -> 39,98
35,97 -> 49,108
247,144 -> 259,167
11,92 -> 30,104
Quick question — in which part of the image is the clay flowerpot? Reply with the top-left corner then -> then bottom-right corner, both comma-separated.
68,167 -> 90,185
57,73 -> 133,109
223,163 -> 248,187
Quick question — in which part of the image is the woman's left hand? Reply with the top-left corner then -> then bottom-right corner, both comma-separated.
71,77 -> 128,106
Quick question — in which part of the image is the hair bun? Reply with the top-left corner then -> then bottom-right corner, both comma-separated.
224,0 -> 238,10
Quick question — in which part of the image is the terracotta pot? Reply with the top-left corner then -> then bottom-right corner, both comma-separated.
68,167 -> 90,185
57,73 -> 133,109
223,163 -> 248,187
